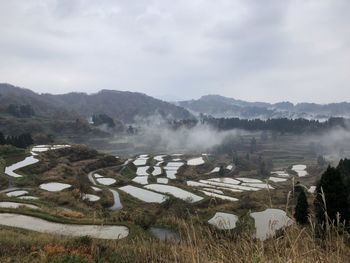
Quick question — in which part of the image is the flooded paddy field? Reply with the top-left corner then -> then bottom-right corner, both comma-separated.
0,134 -> 330,243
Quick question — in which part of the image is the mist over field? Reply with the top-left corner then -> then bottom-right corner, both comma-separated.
132,123 -> 240,154
101,116 -> 350,159
102,117 -> 240,154
306,125 -> 350,162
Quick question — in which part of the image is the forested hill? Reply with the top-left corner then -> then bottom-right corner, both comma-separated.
42,89 -> 193,123
178,95 -> 350,119
0,83 -> 193,123
0,83 -> 75,119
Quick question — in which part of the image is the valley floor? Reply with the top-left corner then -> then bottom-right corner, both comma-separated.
0,138 -> 349,262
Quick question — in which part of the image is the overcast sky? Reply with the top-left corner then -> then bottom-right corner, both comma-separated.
0,0 -> 349,103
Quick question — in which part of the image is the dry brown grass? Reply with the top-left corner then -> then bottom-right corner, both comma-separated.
55,209 -> 84,219
0,214 -> 349,263
115,215 -> 349,263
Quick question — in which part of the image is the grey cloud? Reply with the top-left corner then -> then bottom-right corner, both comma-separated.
0,0 -> 349,103
142,40 -> 173,56
51,0 -> 81,18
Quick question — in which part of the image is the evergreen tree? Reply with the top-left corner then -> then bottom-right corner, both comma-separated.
19,104 -> 35,117
314,166 -> 349,226
336,159 -> 350,199
194,116 -> 347,134
294,189 -> 309,224
3,133 -> 33,148
218,165 -> 225,177
6,104 -> 19,117
0,132 -> 5,145
6,104 -> 34,117
294,181 -> 303,194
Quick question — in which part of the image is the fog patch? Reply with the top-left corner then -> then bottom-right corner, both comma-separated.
130,122 -> 242,154
306,124 -> 350,162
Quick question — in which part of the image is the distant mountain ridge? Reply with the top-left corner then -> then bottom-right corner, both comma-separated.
2,83 -> 350,123
0,83 -> 193,123
177,94 -> 350,120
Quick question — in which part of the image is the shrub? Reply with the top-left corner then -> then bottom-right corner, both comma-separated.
294,189 -> 309,225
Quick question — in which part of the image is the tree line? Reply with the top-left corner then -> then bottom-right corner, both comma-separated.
6,104 -> 35,118
168,117 -> 348,134
0,131 -> 34,148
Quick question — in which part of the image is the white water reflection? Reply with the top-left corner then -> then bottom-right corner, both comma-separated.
201,191 -> 238,202
96,178 -> 116,186
39,182 -> 71,192
119,185 -> 167,203
0,202 -> 39,210
292,165 -> 308,177
144,184 -> 203,203
5,156 -> 39,178
187,157 -> 204,166
208,212 -> 238,230
0,213 -> 129,239
250,209 -> 293,241
6,190 -> 28,197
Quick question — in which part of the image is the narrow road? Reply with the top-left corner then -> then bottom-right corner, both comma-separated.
109,189 -> 123,210
87,171 -> 97,185
87,165 -> 125,211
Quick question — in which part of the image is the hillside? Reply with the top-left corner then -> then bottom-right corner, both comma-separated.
42,89 -> 193,123
0,83 -> 193,124
0,84 -> 75,119
178,95 -> 350,120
